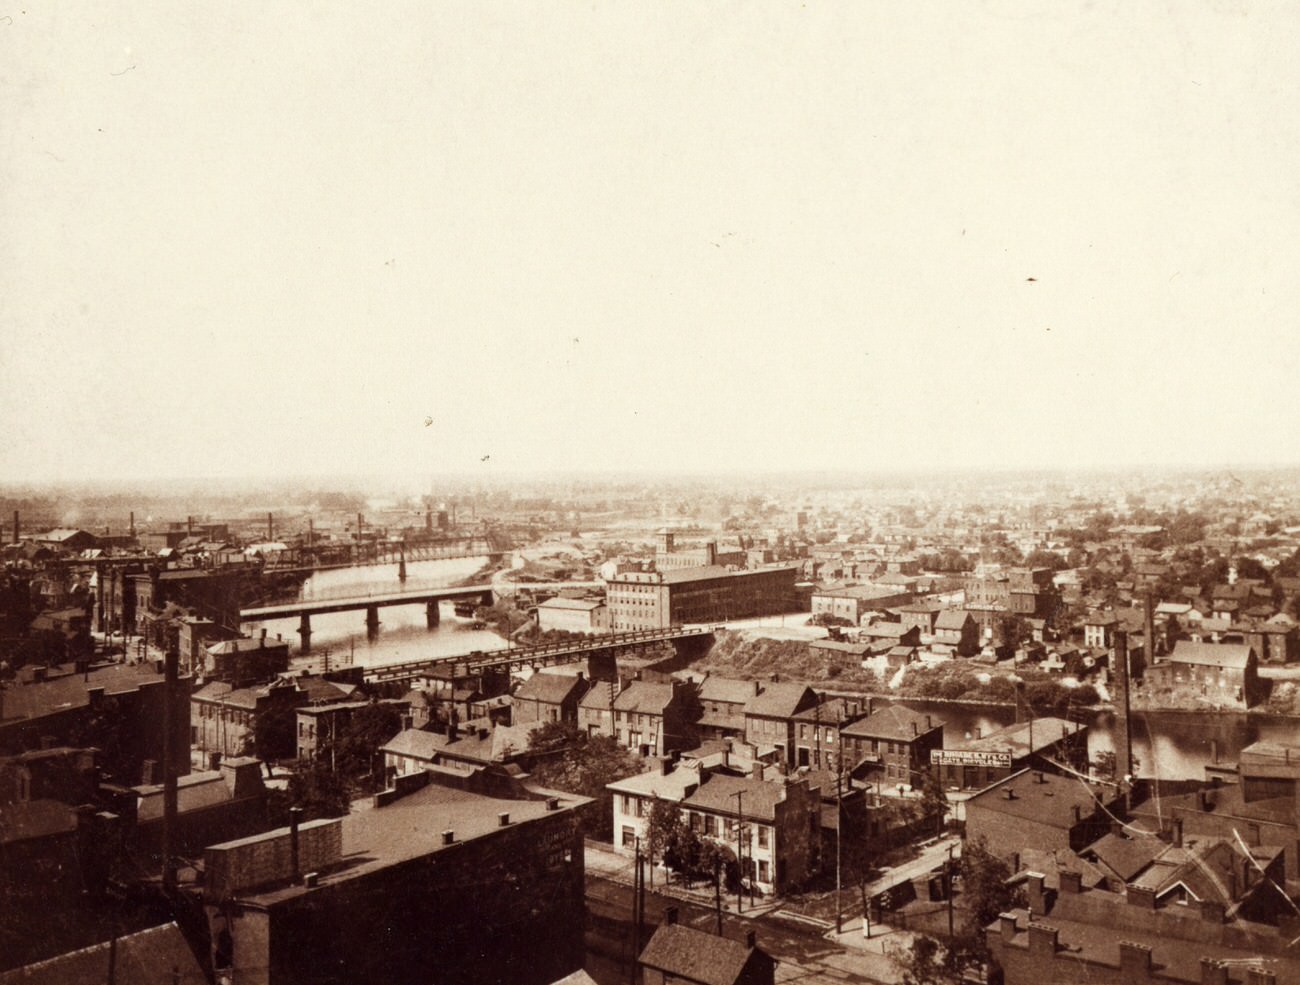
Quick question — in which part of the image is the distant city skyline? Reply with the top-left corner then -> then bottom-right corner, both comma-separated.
4,4 -> 1298,481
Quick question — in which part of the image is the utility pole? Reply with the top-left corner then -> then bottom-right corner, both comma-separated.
835,708 -> 844,935
733,790 -> 745,914
946,842 -> 955,938
630,838 -> 641,985
714,858 -> 723,935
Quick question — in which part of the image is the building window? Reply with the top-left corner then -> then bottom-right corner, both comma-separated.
704,815 -> 716,836
622,826 -> 636,848
757,825 -> 769,848
759,860 -> 770,883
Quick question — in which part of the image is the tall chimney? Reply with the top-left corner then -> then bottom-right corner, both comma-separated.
186,515 -> 193,536
1144,592 -> 1156,663
357,512 -> 364,537
308,518 -> 314,548
1113,628 -> 1133,786
267,512 -> 274,541
129,511 -> 135,537
11,510 -> 17,545
161,643 -> 179,892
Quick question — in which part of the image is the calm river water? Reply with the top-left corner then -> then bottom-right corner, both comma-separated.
249,562 -> 1296,780
244,556 -> 506,672
879,698 -> 1293,781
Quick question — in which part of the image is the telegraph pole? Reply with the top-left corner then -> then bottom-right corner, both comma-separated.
946,842 -> 956,938
835,708 -> 844,935
714,858 -> 723,935
733,790 -> 745,913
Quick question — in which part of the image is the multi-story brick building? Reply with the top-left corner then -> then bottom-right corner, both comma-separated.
1141,642 -> 1264,709
203,770 -> 591,985
809,586 -> 914,625
610,679 -> 701,756
788,696 -> 867,772
605,565 -> 800,631
931,717 -> 1088,794
742,683 -> 819,766
840,705 -> 944,787
964,769 -> 1119,863
512,670 -> 590,727
609,761 -> 821,896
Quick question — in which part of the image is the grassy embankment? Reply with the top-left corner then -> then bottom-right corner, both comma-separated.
694,630 -> 1100,716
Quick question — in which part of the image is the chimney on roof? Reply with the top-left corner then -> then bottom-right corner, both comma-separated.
925,714 -> 932,729
441,830 -> 455,845
745,929 -> 757,949
1003,787 -> 1016,800
446,719 -> 458,742
546,796 -> 560,811
665,906 -> 678,925
497,811 -> 510,827
1172,817 -> 1184,848
1118,941 -> 1152,978
973,727 -> 982,740
1033,770 -> 1045,784
754,680 -> 762,696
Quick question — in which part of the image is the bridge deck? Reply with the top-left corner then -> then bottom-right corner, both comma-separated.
241,583 -> 494,621
363,627 -> 713,683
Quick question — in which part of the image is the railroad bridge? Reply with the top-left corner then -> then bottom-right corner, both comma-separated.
363,627 -> 716,686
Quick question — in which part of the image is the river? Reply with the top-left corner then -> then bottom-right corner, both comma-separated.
244,556 -> 506,672
875,697 -> 1294,781
247,562 -> 1295,779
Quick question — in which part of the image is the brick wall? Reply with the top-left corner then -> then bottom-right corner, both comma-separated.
205,817 -> 343,898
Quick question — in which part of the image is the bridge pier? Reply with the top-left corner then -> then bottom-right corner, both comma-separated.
426,601 -> 441,629
366,605 -> 381,639
298,613 -> 312,654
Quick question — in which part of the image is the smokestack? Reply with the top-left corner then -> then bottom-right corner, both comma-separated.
161,643 -> 179,892
357,512 -> 364,537
129,511 -> 135,537
426,509 -> 433,533
290,806 -> 303,882
11,510 -> 17,545
186,515 -> 193,536
1113,628 -> 1133,786
1145,592 -> 1156,662
267,512 -> 274,542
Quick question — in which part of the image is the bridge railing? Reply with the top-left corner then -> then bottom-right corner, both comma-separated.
249,580 -> 489,609
363,626 -> 712,680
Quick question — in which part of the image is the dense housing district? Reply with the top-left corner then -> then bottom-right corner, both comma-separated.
5,469 -> 1300,983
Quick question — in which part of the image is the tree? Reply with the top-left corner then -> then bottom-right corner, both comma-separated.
895,837 -> 1025,984
914,768 -> 950,836
251,703 -> 298,762
268,761 -> 351,825
320,702 -> 403,781
527,729 -> 644,840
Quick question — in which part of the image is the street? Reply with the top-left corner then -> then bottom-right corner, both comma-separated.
584,871 -> 905,985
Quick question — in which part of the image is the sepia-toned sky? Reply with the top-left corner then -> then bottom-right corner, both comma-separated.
2,3 -> 1298,482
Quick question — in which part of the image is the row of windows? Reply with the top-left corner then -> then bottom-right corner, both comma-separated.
197,704 -> 252,726
619,799 -> 772,850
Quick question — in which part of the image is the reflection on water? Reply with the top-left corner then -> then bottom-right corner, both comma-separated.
246,556 -> 506,670
248,558 -> 1299,778
884,698 -> 1296,781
